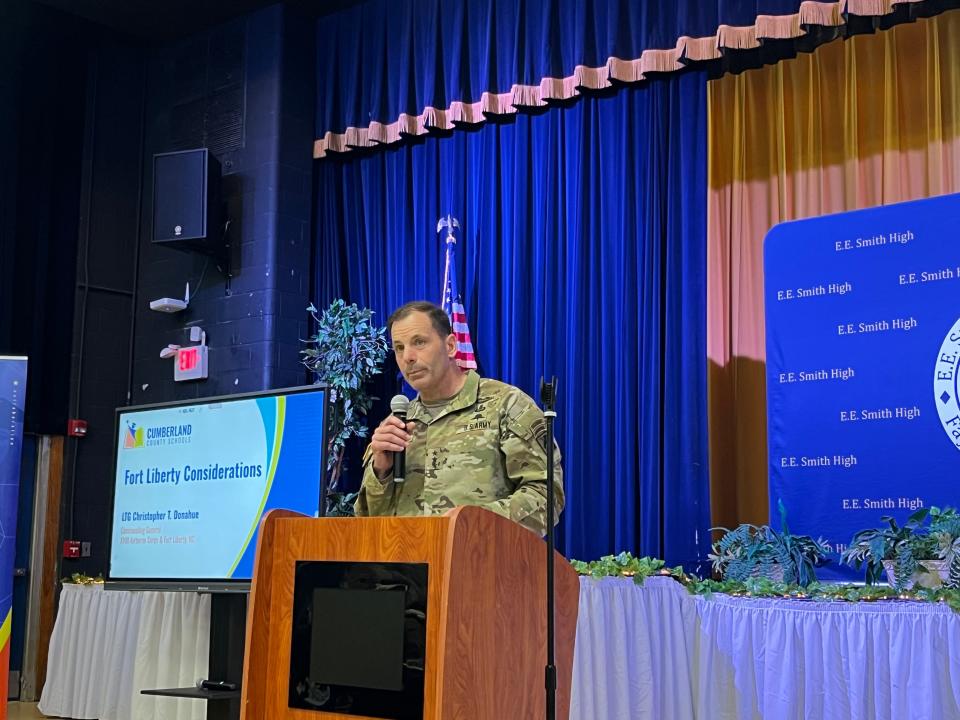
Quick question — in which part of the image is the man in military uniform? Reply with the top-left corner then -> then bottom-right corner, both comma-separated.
355,301 -> 564,534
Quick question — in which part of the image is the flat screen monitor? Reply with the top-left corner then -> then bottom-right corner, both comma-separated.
106,385 -> 328,591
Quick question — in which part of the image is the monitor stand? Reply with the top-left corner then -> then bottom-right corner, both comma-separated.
140,592 -> 245,720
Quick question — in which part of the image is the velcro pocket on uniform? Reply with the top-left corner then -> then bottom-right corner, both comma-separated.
506,405 -> 545,449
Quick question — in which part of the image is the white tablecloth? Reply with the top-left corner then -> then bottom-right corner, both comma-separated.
39,577 -> 960,720
38,584 -> 210,720
571,576 -> 960,720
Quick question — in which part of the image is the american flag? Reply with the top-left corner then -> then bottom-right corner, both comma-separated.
440,220 -> 477,371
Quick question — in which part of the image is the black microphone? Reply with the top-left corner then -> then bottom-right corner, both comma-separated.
390,394 -> 410,483
196,678 -> 238,692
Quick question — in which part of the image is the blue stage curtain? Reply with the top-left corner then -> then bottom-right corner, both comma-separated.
314,70 -> 709,566
314,0 -> 953,155
316,0 -> 802,134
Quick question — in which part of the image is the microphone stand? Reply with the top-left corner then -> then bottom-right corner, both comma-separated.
540,377 -> 558,720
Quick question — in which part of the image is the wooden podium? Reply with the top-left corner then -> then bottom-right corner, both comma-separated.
240,506 -> 580,720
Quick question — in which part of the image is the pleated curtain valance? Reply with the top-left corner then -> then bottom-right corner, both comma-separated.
314,0 -> 954,157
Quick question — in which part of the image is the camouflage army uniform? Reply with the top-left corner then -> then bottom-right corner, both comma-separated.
355,371 -> 564,535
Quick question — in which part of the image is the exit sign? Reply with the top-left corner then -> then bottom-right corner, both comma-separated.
174,345 -> 208,381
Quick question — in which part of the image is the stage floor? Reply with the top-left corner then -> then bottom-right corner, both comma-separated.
7,702 -> 54,719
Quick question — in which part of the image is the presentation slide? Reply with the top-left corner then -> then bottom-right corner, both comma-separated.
109,387 -> 326,581
765,193 -> 960,581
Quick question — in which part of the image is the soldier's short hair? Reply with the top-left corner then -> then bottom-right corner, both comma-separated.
387,301 -> 453,338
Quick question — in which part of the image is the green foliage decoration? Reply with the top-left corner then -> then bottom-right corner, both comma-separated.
931,506 -> 960,565
948,554 -> 960,591
841,507 -> 960,587
63,573 -> 103,584
570,508 -> 960,612
301,300 -> 388,497
569,552 -> 685,587
708,501 -> 830,586
569,553 -> 960,612
324,490 -> 360,518
893,543 -> 919,591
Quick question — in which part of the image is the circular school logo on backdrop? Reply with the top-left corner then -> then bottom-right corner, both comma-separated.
934,317 -> 960,450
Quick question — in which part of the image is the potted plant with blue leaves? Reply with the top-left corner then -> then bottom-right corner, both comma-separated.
932,506 -> 960,589
842,506 -> 960,590
709,500 -> 830,586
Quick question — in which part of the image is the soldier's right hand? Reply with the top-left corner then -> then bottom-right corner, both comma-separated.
370,416 -> 414,479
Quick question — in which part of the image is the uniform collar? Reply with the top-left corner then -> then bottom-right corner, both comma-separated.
408,370 -> 479,424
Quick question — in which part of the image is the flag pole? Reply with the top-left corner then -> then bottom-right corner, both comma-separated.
438,216 -> 477,372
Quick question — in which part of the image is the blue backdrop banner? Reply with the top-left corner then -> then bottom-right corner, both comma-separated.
0,356 -> 28,704
765,194 -> 960,581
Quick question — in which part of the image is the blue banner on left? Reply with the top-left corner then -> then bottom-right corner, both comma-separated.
0,356 -> 28,714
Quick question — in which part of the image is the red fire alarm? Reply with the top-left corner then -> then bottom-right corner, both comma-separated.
67,419 -> 88,437
63,540 -> 81,559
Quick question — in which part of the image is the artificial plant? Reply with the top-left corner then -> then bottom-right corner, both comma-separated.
301,299 -> 388,514
709,500 -> 830,586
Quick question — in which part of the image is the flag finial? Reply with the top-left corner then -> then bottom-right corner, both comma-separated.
437,215 -> 460,244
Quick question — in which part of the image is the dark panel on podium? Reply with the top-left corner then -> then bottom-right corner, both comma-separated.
289,561 -> 428,719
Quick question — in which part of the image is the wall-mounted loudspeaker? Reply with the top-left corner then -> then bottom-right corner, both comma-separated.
152,148 -> 222,256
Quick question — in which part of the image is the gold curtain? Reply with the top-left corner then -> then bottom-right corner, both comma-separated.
707,11 -> 960,529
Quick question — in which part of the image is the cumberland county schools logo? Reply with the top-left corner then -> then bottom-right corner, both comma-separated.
123,421 -> 145,449
935,318 -> 960,451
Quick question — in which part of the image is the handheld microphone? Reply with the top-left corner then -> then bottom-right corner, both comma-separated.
196,678 -> 238,692
390,394 -> 410,483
